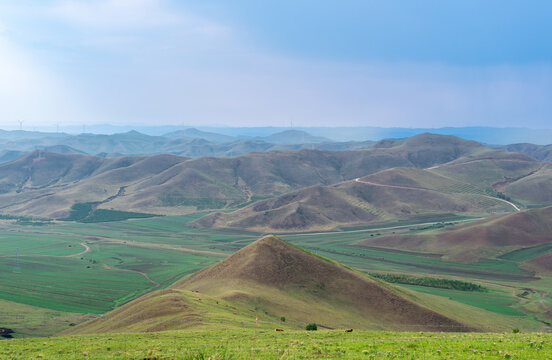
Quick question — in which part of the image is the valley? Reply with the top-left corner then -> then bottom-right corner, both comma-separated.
1,209 -> 551,338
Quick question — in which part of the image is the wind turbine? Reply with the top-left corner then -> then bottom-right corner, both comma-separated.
18,120 -> 23,131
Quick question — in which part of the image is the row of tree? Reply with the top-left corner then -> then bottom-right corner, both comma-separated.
370,273 -> 487,292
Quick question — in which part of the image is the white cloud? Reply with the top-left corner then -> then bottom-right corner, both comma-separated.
51,0 -> 230,38
1,2 -> 550,129
0,36 -> 92,127
52,0 -> 179,30
136,58 -> 552,128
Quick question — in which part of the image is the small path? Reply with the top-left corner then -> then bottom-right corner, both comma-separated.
425,158 -> 537,171
0,242 -> 90,258
479,280 -> 551,314
354,178 -> 520,212
541,291 -> 552,314
102,239 -> 227,257
481,195 -> 520,211
64,243 -> 90,257
102,264 -> 160,289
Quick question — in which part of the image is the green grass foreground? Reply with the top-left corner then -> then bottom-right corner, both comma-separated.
1,328 -> 551,359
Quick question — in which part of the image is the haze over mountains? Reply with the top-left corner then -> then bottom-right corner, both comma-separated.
2,127 -> 552,163
0,129 -> 376,160
6,125 -> 552,144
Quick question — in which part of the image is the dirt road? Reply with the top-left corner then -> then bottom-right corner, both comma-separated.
354,178 -> 520,212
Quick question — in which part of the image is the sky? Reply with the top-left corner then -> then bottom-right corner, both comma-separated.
0,0 -> 551,130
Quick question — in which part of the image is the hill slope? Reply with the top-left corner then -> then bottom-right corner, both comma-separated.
362,206 -> 552,262
196,164 -> 525,232
498,143 -> 552,162
259,130 -> 331,144
68,236 -> 468,334
163,128 -> 236,143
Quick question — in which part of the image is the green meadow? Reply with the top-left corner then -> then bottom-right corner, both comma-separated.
1,327 -> 551,359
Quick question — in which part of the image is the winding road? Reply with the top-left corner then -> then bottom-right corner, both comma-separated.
0,242 -> 91,258
102,264 -> 160,289
282,217 -> 483,238
65,243 -> 90,257
353,177 -> 520,212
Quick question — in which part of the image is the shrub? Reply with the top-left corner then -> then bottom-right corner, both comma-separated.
306,323 -> 317,331
280,317 -> 286,322
512,328 -> 520,334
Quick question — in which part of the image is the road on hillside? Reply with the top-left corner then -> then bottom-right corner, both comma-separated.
353,177 -> 520,212
282,217 -> 483,238
425,158 -> 537,170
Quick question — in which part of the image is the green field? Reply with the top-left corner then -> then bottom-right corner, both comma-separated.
0,212 -> 551,337
399,284 -> 526,317
1,327 -> 551,359
499,243 -> 552,262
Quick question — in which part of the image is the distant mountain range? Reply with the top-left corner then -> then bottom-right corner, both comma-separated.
6,125 -> 552,144
0,129 -> 372,160
1,127 -> 551,163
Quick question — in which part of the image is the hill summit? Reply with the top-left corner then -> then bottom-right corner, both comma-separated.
175,236 -> 467,330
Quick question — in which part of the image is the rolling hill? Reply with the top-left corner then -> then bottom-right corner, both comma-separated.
196,160 -> 532,232
361,206 -> 552,262
500,163 -> 552,205
0,129 -> 356,158
66,236 -> 469,334
163,128 -> 237,143
0,133 -> 544,220
0,150 -> 24,163
258,130 -> 331,144
498,143 -> 552,162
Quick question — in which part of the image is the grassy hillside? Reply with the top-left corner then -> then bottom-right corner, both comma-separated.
197,165 -> 522,232
499,143 -> 552,162
0,299 -> 92,338
192,139 -> 543,232
503,163 -> 552,205
362,206 -> 552,262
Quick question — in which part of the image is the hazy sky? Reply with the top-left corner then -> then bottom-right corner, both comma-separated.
0,0 -> 551,129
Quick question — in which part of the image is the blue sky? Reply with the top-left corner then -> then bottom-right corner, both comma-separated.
0,0 -> 551,129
